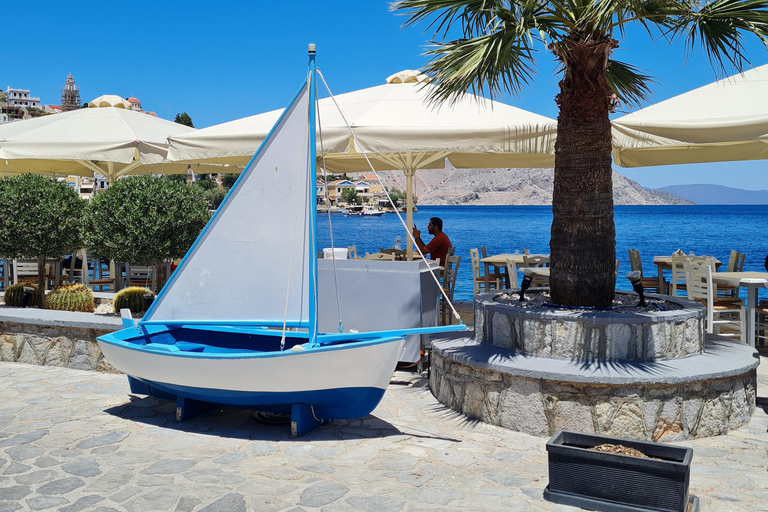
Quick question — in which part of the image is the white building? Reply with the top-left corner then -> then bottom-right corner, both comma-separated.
5,87 -> 40,109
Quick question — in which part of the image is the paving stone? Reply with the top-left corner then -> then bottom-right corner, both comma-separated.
299,481 -> 350,507
0,485 -> 31,501
0,501 -> 23,512
61,460 -> 101,477
15,470 -> 59,485
26,496 -> 69,510
36,477 -> 85,495
0,431 -> 47,448
141,459 -> 199,475
198,493 -> 246,512
59,495 -> 105,512
75,431 -> 129,449
3,462 -> 31,474
212,452 -> 246,464
32,455 -> 59,468
5,444 -> 44,461
345,495 -> 405,512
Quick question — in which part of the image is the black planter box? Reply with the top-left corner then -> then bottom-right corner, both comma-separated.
544,430 -> 696,512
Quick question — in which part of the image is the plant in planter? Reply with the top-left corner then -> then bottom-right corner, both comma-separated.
45,283 -> 94,313
544,430 -> 698,512
113,287 -> 154,314
4,283 -> 40,308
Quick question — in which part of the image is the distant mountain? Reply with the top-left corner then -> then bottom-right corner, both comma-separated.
360,166 -> 694,205
656,184 -> 768,204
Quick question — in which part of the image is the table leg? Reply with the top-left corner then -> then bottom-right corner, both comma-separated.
655,263 -> 666,295
747,284 -> 758,347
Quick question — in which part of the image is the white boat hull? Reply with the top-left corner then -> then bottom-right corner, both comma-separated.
98,327 -> 405,420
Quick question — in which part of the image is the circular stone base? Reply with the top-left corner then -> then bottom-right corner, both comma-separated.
430,335 -> 758,441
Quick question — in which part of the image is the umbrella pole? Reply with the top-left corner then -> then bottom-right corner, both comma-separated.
405,167 -> 414,260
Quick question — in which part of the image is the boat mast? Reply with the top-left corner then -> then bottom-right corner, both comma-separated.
308,43 -> 319,346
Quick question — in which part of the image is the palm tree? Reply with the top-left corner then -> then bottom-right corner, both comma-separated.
394,0 -> 768,307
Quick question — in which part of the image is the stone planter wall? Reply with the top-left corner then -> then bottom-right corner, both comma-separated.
474,292 -> 705,360
0,310 -> 122,373
430,337 -> 758,441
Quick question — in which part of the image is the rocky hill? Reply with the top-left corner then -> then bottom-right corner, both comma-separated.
357,165 -> 693,205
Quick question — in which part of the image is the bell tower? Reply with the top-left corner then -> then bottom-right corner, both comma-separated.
60,74 -> 81,111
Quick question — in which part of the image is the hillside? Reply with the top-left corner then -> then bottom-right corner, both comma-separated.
658,184 -> 768,205
354,166 -> 694,206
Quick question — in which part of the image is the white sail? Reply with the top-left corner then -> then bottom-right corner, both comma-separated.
144,80 -> 313,326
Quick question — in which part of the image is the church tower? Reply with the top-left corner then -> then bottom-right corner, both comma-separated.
60,74 -> 81,111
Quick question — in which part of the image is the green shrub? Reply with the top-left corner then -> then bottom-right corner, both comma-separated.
45,283 -> 94,312
204,187 -> 227,209
82,175 -> 210,266
113,287 -> 154,314
4,283 -> 40,308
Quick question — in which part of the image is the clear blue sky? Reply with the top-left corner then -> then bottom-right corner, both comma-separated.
5,1 -> 768,190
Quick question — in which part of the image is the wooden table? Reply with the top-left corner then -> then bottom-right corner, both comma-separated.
380,248 -> 423,261
481,254 -> 549,288
653,255 -> 722,294
710,271 -> 768,348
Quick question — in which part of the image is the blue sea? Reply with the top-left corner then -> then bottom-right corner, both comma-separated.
317,205 -> 768,301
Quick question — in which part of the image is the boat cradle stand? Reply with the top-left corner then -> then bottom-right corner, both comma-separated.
127,376 -> 323,437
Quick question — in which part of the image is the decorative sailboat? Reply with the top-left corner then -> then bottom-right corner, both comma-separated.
97,45 -> 465,436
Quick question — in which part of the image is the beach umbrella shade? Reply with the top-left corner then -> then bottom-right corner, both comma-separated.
0,106 -> 225,183
611,64 -> 768,168
167,70 -> 557,256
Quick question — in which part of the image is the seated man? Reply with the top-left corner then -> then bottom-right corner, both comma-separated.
413,217 -> 452,265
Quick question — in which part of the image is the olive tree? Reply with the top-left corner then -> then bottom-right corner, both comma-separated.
0,174 -> 84,307
82,175 -> 210,267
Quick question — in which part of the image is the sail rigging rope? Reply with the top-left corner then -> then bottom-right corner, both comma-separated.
316,70 -> 462,324
315,78 -> 344,334
280,79 -> 313,351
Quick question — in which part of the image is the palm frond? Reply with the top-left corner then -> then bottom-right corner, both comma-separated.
669,0 -> 768,74
421,29 -> 540,104
605,60 -> 657,108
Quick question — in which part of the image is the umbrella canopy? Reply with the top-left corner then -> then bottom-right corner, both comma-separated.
88,94 -> 132,109
0,106 -> 221,182
167,70 -> 557,256
612,64 -> 768,167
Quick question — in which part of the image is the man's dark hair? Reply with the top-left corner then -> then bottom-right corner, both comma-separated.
430,217 -> 443,231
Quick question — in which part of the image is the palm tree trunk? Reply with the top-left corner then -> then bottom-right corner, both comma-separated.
550,50 -> 616,307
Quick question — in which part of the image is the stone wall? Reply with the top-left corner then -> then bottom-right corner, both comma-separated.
475,292 -> 706,360
0,311 -> 121,373
430,338 -> 758,441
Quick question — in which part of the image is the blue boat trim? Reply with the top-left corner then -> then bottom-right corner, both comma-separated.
126,375 -> 386,420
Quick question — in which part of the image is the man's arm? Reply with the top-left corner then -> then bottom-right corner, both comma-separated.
412,227 -> 428,254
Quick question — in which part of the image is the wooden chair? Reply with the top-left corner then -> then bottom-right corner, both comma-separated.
440,254 -> 461,325
480,246 -> 505,285
505,259 -> 520,289
755,300 -> 768,347
347,245 -> 359,259
718,250 -> 746,297
126,264 -> 155,290
669,254 -> 689,296
470,248 -> 500,295
684,260 -> 745,342
12,259 -> 43,288
83,252 -> 115,292
628,249 -> 661,293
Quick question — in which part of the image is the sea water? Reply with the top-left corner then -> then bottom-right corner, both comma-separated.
317,205 -> 768,301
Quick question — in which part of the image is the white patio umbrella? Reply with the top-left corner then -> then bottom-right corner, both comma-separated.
611,64 -> 768,167
0,106 -> 224,183
168,70 -> 557,257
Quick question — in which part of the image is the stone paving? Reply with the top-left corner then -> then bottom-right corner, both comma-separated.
0,352 -> 766,512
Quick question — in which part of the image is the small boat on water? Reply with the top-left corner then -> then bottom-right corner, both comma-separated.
97,45 -> 464,436
343,205 -> 384,217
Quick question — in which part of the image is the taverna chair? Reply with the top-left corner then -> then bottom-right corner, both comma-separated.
718,250 -> 746,298
12,259 -> 44,288
684,259 -> 745,342
505,259 -> 520,289
440,253 -> 461,325
347,246 -> 360,259
470,248 -> 501,295
669,254 -> 690,296
628,249 -> 662,293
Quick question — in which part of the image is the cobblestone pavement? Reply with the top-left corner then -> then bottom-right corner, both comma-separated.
0,355 -> 766,512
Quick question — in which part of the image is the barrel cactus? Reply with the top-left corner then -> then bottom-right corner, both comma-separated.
113,287 -> 154,314
4,283 -> 40,308
45,283 -> 94,313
